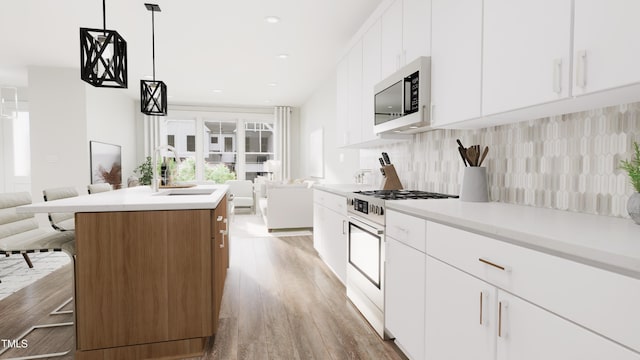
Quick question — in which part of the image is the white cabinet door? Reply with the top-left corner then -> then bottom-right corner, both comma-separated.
402,0 -> 430,62
482,0 -> 572,116
380,0 -> 403,79
497,291 -> 640,360
323,208 -> 347,284
573,0 -> 640,95
430,0 -> 482,126
336,57 -> 349,146
362,20 -> 382,143
386,238 -> 426,360
313,203 -> 325,257
347,41 -> 363,145
425,255 -> 495,360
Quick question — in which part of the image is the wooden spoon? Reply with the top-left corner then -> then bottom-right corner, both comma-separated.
466,146 -> 477,166
478,146 -> 489,167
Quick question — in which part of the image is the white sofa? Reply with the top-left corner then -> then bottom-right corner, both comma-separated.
257,182 -> 313,231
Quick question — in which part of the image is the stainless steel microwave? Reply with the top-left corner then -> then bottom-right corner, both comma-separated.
374,56 -> 430,134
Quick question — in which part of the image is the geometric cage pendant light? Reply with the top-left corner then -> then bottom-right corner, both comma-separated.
80,0 -> 128,88
140,3 -> 167,116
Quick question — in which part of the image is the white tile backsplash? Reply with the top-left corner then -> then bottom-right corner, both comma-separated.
361,102 -> 640,218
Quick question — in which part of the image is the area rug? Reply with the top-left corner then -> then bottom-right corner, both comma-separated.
0,252 -> 71,301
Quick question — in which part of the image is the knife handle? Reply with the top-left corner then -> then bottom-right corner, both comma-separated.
382,152 -> 391,165
379,158 -> 386,167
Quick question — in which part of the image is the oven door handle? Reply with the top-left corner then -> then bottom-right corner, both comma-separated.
348,216 -> 384,235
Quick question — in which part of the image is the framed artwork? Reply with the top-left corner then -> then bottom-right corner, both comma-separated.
90,141 -> 122,188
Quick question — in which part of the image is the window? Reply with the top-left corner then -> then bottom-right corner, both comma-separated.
167,135 -> 175,147
203,120 -> 237,183
245,122 -> 274,182
186,135 -> 195,152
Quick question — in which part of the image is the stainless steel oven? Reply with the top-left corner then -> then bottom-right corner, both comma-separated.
346,194 -> 387,339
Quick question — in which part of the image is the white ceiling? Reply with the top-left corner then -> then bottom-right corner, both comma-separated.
0,0 -> 382,107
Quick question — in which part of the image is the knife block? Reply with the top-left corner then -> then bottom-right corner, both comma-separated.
381,165 -> 403,190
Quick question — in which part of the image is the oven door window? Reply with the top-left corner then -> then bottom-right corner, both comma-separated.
349,222 -> 381,288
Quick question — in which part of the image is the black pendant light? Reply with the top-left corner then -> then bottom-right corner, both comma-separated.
140,3 -> 167,116
80,0 -> 128,88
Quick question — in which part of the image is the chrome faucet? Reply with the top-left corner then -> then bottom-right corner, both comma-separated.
152,145 -> 182,192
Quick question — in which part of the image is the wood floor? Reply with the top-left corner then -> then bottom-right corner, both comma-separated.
0,235 -> 405,360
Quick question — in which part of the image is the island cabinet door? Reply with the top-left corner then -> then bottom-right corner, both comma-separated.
212,195 -> 229,333
74,210 -> 213,351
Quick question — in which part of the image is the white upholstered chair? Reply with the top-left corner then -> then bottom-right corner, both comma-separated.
42,187 -> 78,231
225,180 -> 255,213
0,192 -> 75,269
0,192 -> 76,358
87,183 -> 112,194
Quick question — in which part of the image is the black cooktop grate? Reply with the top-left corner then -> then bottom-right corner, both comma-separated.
353,190 -> 459,200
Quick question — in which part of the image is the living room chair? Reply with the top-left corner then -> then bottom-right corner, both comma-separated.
225,180 -> 255,213
42,187 -> 78,231
87,183 -> 112,194
0,192 -> 76,359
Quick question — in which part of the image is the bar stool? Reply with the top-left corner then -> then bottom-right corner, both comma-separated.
42,187 -> 78,232
0,191 -> 75,359
87,183 -> 112,194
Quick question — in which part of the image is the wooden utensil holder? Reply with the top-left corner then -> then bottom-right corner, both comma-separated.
381,165 -> 403,190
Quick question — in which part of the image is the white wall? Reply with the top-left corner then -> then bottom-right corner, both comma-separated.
85,86 -> 137,188
28,67 -> 88,206
297,71 -> 360,183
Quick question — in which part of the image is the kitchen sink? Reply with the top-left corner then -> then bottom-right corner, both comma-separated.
153,188 -> 217,196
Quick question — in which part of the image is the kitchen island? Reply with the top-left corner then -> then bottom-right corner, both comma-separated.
18,185 -> 230,360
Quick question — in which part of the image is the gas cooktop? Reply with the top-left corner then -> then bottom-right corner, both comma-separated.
353,190 -> 459,200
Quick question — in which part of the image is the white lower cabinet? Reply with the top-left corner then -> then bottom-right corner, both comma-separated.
313,190 -> 347,284
425,255 -> 495,360
496,291 -> 640,360
385,237 -> 425,360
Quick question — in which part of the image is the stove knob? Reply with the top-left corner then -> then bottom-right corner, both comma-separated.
380,207 -> 384,216
375,205 -> 380,215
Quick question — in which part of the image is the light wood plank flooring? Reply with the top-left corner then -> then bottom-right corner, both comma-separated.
0,235 -> 405,359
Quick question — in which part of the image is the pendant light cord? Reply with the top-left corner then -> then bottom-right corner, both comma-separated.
152,9 -> 156,81
102,0 -> 106,31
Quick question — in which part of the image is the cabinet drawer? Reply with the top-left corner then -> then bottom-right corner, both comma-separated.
426,221 -> 640,352
386,210 -> 426,253
313,190 -> 347,215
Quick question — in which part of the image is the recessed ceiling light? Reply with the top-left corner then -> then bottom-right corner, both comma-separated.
387,106 -> 393,109
264,16 -> 280,24
409,126 -> 418,129
268,82 -> 277,87
212,89 -> 222,93
264,100 -> 272,103
277,53 -> 289,59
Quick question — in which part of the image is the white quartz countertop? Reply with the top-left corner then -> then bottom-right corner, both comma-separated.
386,199 -> 640,279
17,185 -> 229,213
313,183 -> 378,196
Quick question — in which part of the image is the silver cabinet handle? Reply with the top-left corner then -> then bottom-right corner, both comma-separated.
216,215 -> 223,221
219,229 -> 227,248
342,220 -> 346,235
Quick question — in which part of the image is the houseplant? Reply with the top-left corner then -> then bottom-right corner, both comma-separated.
620,141 -> 640,224
134,156 -> 153,185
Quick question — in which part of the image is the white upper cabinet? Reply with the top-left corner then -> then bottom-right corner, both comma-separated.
381,0 -> 431,80
380,0 -> 403,79
430,0 -> 482,126
347,41 -> 363,145
573,0 -> 640,96
362,20 -> 382,143
336,57 -> 349,146
402,0 -> 431,65
482,0 -> 572,115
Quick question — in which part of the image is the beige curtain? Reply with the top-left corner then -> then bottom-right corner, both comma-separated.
274,106 -> 291,181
